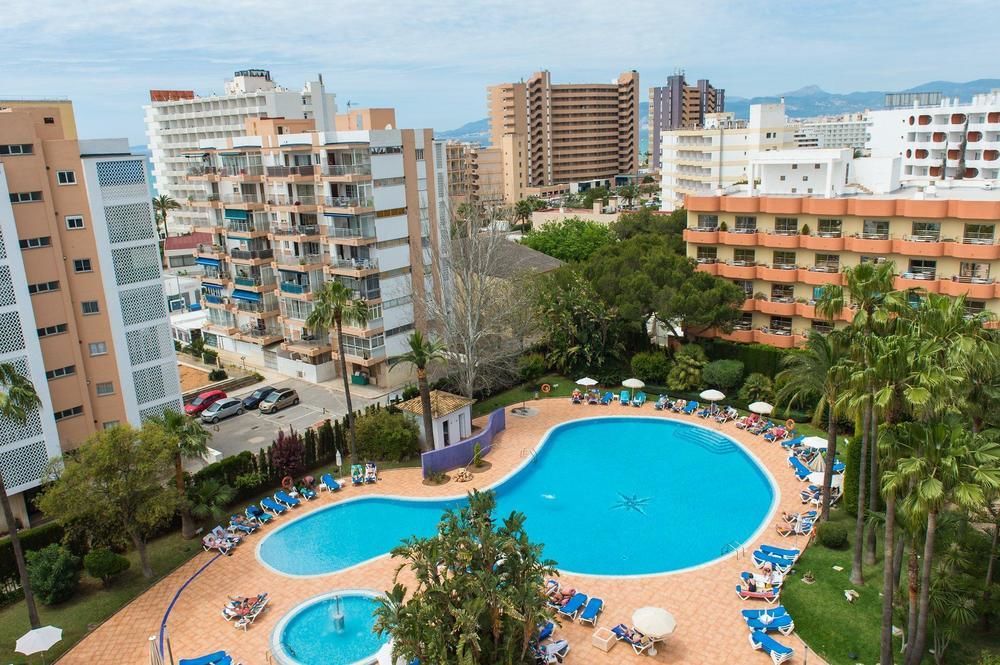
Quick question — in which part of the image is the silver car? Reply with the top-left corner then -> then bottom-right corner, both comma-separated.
200,397 -> 244,424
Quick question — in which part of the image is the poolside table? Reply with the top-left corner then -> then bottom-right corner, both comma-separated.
591,626 -> 616,652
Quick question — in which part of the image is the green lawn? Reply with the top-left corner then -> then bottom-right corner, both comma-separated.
472,375 -> 575,417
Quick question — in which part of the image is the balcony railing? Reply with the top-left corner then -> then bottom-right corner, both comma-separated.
203,294 -> 226,305
904,234 -> 940,243
226,219 -> 269,233
188,193 -> 220,203
327,224 -> 376,239
323,195 -> 374,208
234,275 -> 274,288
220,193 -> 262,204
269,194 -> 317,206
241,326 -> 282,338
234,300 -> 277,313
331,257 -> 379,271
952,275 -> 995,284
772,263 -> 798,271
689,226 -> 719,232
321,163 -> 372,177
343,346 -> 387,361
901,270 -> 937,280
229,248 -> 274,261
275,251 -> 323,265
196,243 -> 224,254
266,165 -> 316,177
280,282 -> 311,295
962,235 -> 996,245
187,165 -> 218,176
770,229 -> 800,237
815,231 -> 843,238
696,257 -> 718,264
272,224 -> 320,236
221,165 -> 264,177
859,232 -> 890,240
809,263 -> 841,273
731,227 -> 757,234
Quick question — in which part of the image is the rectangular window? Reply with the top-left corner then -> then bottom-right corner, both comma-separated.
697,214 -> 718,229
802,175 -> 809,181
45,365 -> 76,380
28,280 -> 60,294
772,251 -> 797,268
88,341 -> 108,356
65,215 -> 85,230
414,148 -> 425,160
56,171 -> 77,185
81,300 -> 100,315
817,218 -> 842,237
774,217 -> 798,235
19,236 -> 51,249
43,117 -> 54,125
733,248 -> 756,265
791,164 -> 798,170
734,216 -> 757,233
0,144 -> 33,155
959,262 -> 990,281
769,316 -> 793,332
734,312 -> 753,329
965,300 -> 986,317
814,253 -> 840,272
811,320 -> 834,334
9,191 -> 42,204
963,223 -> 995,244
696,246 -> 718,263
73,259 -> 93,273
53,405 -> 84,421
862,219 -> 889,239
37,323 -> 68,338
911,221 -> 940,241
733,280 -> 753,298
95,381 -> 115,396
814,163 -> 821,169
771,284 -> 795,302
375,207 -> 407,218
102,421 -> 120,430
373,177 -> 406,188
779,175 -> 786,181
907,259 -> 937,279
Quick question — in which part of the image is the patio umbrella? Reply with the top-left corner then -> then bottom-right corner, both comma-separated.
699,389 -> 725,414
575,377 -> 598,387
748,401 -> 774,415
148,636 -> 164,665
622,378 -> 644,401
16,626 -> 61,664
803,436 -> 828,450
807,471 -> 844,489
632,607 -> 676,656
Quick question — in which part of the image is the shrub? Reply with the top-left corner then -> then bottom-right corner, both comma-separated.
666,345 -> 707,392
630,351 -> 671,384
202,350 -> 219,366
234,472 -> 264,491
356,410 -> 420,462
702,359 -> 744,390
270,428 -> 305,479
818,522 -> 849,550
208,368 -> 227,381
518,353 -> 547,385
738,373 -> 775,403
701,339 -> 789,378
401,384 -> 420,401
83,548 -> 130,586
26,544 -> 80,605
472,443 -> 484,468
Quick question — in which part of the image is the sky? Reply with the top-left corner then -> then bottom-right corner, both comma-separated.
2,0 -> 997,145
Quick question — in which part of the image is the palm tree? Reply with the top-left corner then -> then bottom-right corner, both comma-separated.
152,195 -> 179,268
514,199 -> 533,228
187,478 -> 236,525
307,281 -> 369,462
0,363 -> 42,628
151,409 -> 211,539
390,331 -> 447,452
776,329 -> 848,520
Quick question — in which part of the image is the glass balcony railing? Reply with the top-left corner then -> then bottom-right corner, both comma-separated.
233,275 -> 274,288
280,282 -> 311,295
265,165 -> 316,177
220,193 -> 262,204
272,224 -> 320,236
234,299 -> 278,313
269,194 -> 317,206
275,251 -> 323,265
226,219 -> 270,233
321,163 -> 372,177
220,165 -> 264,177
241,326 -> 282,338
187,165 -> 218,176
326,224 -> 376,239
323,195 -> 374,208
229,248 -> 274,261
330,257 -> 378,271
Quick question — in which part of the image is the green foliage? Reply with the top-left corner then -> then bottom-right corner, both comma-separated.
186,478 -> 236,524
401,384 -> 420,401
233,472 -> 264,491
207,368 -> 227,381
702,340 -> 789,378
702,359 -> 744,390
612,207 -> 686,242
472,443 -> 484,468
356,410 -> 420,462
843,434 -> 864,517
83,548 -> 130,587
202,350 -> 219,366
0,522 -> 64,601
517,353 -> 547,385
817,522 -> 849,549
318,420 -> 335,460
630,351 -> 671,384
374,491 -> 555,664
26,544 -> 80,605
192,450 -> 255,489
581,186 -> 609,209
303,428 -> 317,466
801,223 -> 811,236
666,344 -> 707,392
521,217 -> 615,263
738,373 -> 775,403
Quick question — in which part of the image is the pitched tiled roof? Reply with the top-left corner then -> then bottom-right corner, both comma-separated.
396,390 -> 474,418
164,232 -> 211,251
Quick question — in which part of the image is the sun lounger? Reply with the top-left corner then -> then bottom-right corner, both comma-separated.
763,428 -> 787,442
787,456 -> 812,481
781,510 -> 817,524
736,414 -> 760,429
779,435 -> 805,449
682,401 -> 699,415
211,526 -> 241,545
533,638 -> 570,664
365,462 -> 378,483
274,490 -> 301,508
234,596 -> 269,630
351,464 -> 364,485
201,535 -> 232,555
654,394 -> 669,410
571,392 -> 582,404
741,606 -> 788,620
631,391 -> 647,407
751,551 -> 795,573
543,579 -> 560,600
736,583 -> 781,603
749,420 -> 772,435
229,516 -> 256,534
557,592 -> 588,619
319,473 -> 341,491
179,651 -> 229,665
297,486 -> 317,500
760,545 -> 800,559
746,613 -> 795,635
260,496 -> 287,515
246,504 -> 273,524
619,390 -> 629,404
600,391 -> 613,405
610,624 -> 654,655
536,621 -> 554,642
715,407 -> 737,423
587,391 -> 600,404
578,597 -> 604,625
776,519 -> 814,537
749,629 -> 794,664
832,462 -> 846,473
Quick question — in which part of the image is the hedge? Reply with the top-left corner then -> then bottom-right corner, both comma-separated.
701,339 -> 789,378
0,521 -> 65,606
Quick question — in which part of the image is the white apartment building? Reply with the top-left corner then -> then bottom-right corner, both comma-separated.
867,90 -> 1000,182
791,113 -> 870,151
144,70 -> 337,233
659,103 -> 792,210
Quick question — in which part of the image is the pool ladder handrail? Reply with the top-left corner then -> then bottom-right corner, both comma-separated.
721,540 -> 746,559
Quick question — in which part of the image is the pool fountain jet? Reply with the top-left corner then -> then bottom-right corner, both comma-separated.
329,595 -> 345,632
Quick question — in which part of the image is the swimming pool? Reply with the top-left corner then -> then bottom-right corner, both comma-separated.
257,416 -> 776,577
269,590 -> 388,665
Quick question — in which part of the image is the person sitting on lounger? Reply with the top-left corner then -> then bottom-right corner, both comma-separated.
670,399 -> 687,412
571,389 -> 582,403
364,462 -> 377,483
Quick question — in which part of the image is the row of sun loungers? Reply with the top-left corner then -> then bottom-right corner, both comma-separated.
545,579 -> 604,625
179,650 -> 240,665
735,542 -> 799,663
351,462 -> 379,485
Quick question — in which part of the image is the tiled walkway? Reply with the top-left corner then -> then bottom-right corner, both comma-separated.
59,400 -> 826,665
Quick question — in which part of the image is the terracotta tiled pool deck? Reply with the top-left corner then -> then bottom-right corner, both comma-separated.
59,400 -> 827,665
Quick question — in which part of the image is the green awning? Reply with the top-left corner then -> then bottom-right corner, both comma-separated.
224,209 -> 249,220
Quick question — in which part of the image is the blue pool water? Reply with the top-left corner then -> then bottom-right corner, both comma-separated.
271,591 -> 386,665
258,417 -> 775,576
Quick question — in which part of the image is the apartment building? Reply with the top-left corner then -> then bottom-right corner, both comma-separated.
659,103 -> 792,210
144,70 -> 337,233
649,73 -> 725,165
684,149 -> 1000,348
867,90 -> 1000,182
791,113 -> 870,151
440,141 -> 504,207
0,102 -> 181,528
487,70 -> 640,189
186,110 -> 447,388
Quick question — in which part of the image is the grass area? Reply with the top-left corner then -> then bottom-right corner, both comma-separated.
472,375 -> 574,417
0,531 -> 201,665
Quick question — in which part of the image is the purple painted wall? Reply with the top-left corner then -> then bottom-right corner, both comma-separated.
420,408 -> 506,477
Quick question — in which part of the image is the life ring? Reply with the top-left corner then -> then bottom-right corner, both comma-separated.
281,476 -> 294,491
540,384 -> 552,393
785,419 -> 795,430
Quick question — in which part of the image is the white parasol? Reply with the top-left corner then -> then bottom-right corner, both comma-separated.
632,607 -> 676,656
16,626 -> 62,664
699,389 -> 725,402
806,471 -> 845,489
148,636 -> 164,665
748,401 -> 774,415
803,436 -> 829,450
622,378 -> 644,401
575,377 -> 599,387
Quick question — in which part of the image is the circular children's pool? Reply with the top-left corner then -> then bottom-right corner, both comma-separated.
270,590 -> 387,665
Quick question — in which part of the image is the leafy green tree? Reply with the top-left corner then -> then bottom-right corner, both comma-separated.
26,544 -> 80,605
666,344 -> 707,392
581,186 -> 609,210
616,184 -> 639,207
0,363 -> 43,627
517,353 -> 546,385
83,548 -> 130,587
520,217 -> 615,263
150,409 -> 211,539
374,491 -> 555,664
356,410 -> 420,461
307,281 -> 369,462
390,331 -> 447,451
37,423 -> 178,578
738,373 -> 775,404
630,351 -> 671,384
612,207 -> 686,243
702,359 -> 744,391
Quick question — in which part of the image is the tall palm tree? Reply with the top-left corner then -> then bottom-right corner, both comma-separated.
0,363 -> 42,628
307,281 -> 369,462
151,409 -> 211,539
390,331 -> 447,452
776,329 -> 848,520
152,195 -> 180,268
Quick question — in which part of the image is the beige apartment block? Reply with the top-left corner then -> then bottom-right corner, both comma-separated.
0,102 -> 181,528
440,141 -> 504,208
488,70 -> 640,191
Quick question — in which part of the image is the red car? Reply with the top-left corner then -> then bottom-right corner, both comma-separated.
185,389 -> 227,416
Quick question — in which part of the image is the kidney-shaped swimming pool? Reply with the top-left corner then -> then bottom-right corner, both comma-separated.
257,417 -> 776,577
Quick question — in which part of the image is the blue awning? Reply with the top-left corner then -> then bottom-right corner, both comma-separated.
324,212 -> 352,218
196,257 -> 221,268
230,289 -> 262,303
201,283 -> 223,293
224,209 -> 249,221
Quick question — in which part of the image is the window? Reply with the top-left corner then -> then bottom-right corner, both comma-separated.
697,214 -> 719,229
791,164 -> 798,170
965,300 -> 986,317
734,313 -> 753,330
383,323 -> 415,338
696,246 -> 717,263
369,146 -> 403,155
73,259 -> 93,273
779,175 -> 786,181
0,144 -> 33,155
769,316 -> 793,332
862,219 -> 889,239
9,191 -> 42,204
772,251 -> 797,268
95,381 -> 115,396
56,171 -> 77,185
375,207 -> 407,218
733,280 -> 753,298
771,284 -> 794,302
102,421 -> 120,430
81,300 -> 100,315
774,217 -> 799,235
907,259 -> 937,279
28,280 -> 59,294
45,365 -> 76,380
959,262 -> 990,281
65,215 -> 85,230
814,253 -> 840,272
963,223 -> 995,244
734,216 -> 757,233
88,341 -> 108,356
802,175 -> 809,181
814,163 -> 821,169
818,218 -> 842,237
19,236 -> 51,249
811,320 -> 834,334
414,148 -> 425,160
53,405 -> 83,421
910,221 -> 940,240
733,248 -> 756,265
37,323 -> 68,338
43,117 -> 55,125
860,255 -> 888,265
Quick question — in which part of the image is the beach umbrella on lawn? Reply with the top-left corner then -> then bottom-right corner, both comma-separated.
631,607 -> 676,656
748,401 -> 774,415
803,436 -> 828,450
575,377 -> 598,387
622,378 -> 644,401
16,626 -> 62,664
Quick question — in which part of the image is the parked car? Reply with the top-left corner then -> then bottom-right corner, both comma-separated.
242,385 -> 278,409
200,398 -> 244,424
259,388 -> 299,414
185,389 -> 227,416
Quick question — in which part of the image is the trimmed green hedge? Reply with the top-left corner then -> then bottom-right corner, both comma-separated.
0,521 -> 65,606
701,339 -> 789,378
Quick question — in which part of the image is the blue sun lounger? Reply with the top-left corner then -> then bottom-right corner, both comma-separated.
760,545 -> 801,559
260,496 -> 287,515
179,651 -> 229,665
748,629 -> 794,663
601,391 -> 613,405
752,550 -> 795,573
320,472 -> 341,491
557,592 -> 588,619
682,400 -> 699,415
631,391 -> 647,407
742,606 -> 788,620
788,456 -> 812,481
832,462 -> 846,473
274,490 -> 301,508
578,597 -> 604,625
746,613 -> 795,635
246,504 -> 273,523
619,390 -> 629,403
779,435 -> 805,449
654,394 -> 668,410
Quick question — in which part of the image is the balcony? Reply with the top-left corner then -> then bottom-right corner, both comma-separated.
320,163 -> 372,180
328,257 -> 380,277
718,328 -> 755,344
187,193 -> 220,207
229,248 -> 274,263
943,238 -> 1000,260
202,294 -> 230,310
893,236 -> 945,257
233,275 -> 276,291
219,165 -> 264,181
753,328 -> 805,349
233,326 -> 284,345
279,281 -> 312,298
265,165 -> 316,179
321,195 -> 375,212
756,265 -> 799,283
274,251 -> 324,270
718,230 -> 759,246
326,223 -> 378,245
340,345 -> 387,367
755,298 -> 796,316
682,227 -> 719,244
845,234 -> 893,254
233,299 -> 279,315
268,194 -> 318,212
195,243 -> 225,260
800,234 -> 845,251
718,262 -> 757,280
694,260 -> 719,276
187,165 -> 219,179
271,224 -> 322,240
226,218 -> 270,236
798,266 -> 844,286
939,275 -> 996,299
201,272 -> 230,287
282,336 -> 333,356
895,273 -> 940,293
758,232 -> 800,249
